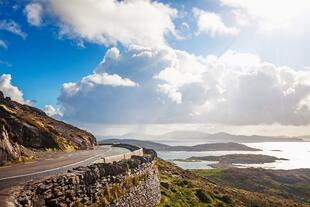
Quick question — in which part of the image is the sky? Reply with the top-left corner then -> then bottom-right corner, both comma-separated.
1,0 -> 310,137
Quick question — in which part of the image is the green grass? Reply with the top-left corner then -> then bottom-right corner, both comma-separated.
193,167 -> 310,205
194,169 -> 222,177
157,159 -> 308,207
157,160 -> 228,207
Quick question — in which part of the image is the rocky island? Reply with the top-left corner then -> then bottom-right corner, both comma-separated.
176,154 -> 288,168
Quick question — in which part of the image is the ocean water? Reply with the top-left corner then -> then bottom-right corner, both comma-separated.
157,142 -> 310,170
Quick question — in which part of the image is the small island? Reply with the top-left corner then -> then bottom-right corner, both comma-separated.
100,139 -> 262,152
175,154 -> 289,168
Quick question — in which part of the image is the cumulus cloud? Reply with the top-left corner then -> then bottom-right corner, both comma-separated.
219,0 -> 310,33
46,0 -> 177,48
82,73 -> 139,88
24,3 -> 43,26
193,8 -> 239,36
0,20 -> 27,39
0,74 -> 29,104
57,46 -> 310,125
44,105 -> 63,117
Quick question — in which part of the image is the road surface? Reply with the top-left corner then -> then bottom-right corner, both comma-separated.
0,145 -> 130,190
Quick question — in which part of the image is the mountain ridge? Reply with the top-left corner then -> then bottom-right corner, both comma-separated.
99,139 -> 261,151
101,130 -> 306,144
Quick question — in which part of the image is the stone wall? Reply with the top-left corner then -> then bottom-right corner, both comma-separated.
12,151 -> 160,207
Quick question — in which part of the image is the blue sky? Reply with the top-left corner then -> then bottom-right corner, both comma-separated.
0,0 -> 107,106
1,0 -> 310,136
0,0 -> 229,107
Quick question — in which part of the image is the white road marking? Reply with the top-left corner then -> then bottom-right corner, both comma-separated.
0,148 -> 113,181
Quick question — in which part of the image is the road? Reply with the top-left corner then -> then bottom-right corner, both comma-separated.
0,145 -> 130,190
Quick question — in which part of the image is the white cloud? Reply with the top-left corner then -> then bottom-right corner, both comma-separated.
0,20 -> 27,39
158,84 -> 182,104
0,39 -> 7,49
0,74 -> 28,104
0,60 -> 12,67
81,73 -> 139,88
219,0 -> 310,33
57,46 -> 310,125
193,8 -> 239,36
44,105 -> 63,117
47,0 -> 177,48
24,3 -> 43,26
60,48 -> 138,95
102,47 -> 120,61
304,67 -> 310,70
61,82 -> 79,97
181,22 -> 190,30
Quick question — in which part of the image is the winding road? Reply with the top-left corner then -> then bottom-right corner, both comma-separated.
0,145 -> 130,190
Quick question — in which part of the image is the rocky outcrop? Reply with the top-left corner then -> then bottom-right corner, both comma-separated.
0,91 -> 96,164
0,123 -> 34,163
12,153 -> 160,207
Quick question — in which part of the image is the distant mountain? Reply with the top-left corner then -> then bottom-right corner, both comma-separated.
111,130 -> 305,144
299,135 -> 310,141
0,91 -> 96,164
160,131 -> 305,143
99,139 -> 261,151
99,138 -> 170,151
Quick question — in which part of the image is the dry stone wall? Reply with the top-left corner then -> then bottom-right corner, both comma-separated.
12,150 -> 160,207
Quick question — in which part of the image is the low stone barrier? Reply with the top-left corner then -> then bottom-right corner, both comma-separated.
93,148 -> 144,164
12,150 -> 160,207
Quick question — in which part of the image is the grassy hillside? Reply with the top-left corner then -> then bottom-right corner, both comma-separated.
157,159 -> 308,207
195,168 -> 310,204
0,91 -> 96,164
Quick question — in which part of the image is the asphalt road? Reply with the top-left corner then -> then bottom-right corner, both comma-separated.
0,145 -> 130,190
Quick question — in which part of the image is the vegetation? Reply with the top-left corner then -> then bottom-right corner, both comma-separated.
194,167 -> 310,204
157,159 -> 308,207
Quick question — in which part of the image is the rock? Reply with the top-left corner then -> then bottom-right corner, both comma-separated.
44,183 -> 53,190
46,198 -> 59,206
195,189 -> 212,203
160,182 -> 170,189
65,190 -> 75,199
81,196 -> 89,204
0,91 -> 4,100
68,176 -> 79,185
18,196 -> 30,205
43,189 -> 53,199
53,188 -> 63,197
14,155 -> 160,207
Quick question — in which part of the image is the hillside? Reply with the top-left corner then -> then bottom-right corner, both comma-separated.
194,168 -> 310,204
113,131 -> 305,143
99,139 -> 171,151
99,139 -> 260,151
158,159 -> 309,207
0,91 -> 96,164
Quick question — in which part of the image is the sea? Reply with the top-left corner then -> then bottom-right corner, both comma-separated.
157,142 -> 310,170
